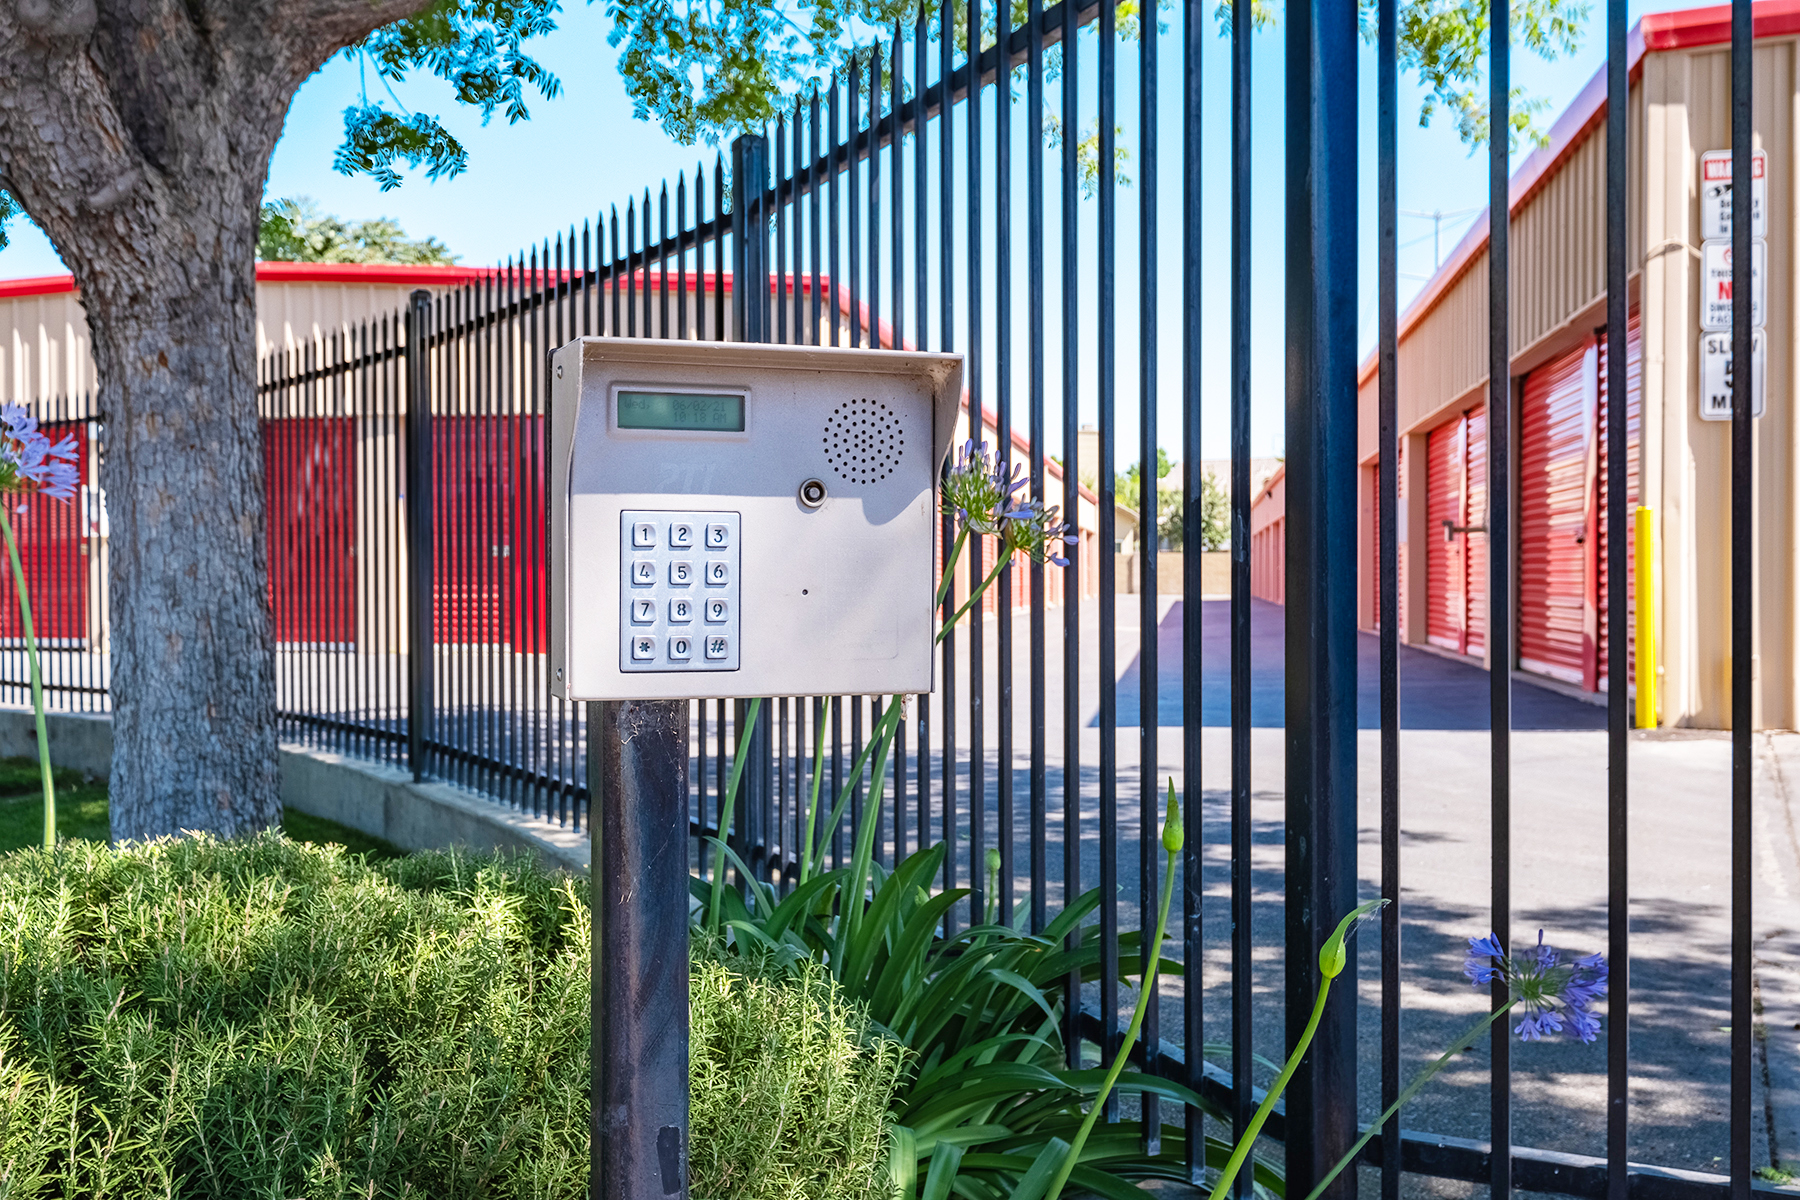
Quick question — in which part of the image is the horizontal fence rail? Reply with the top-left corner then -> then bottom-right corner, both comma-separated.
7,0 -> 1780,1192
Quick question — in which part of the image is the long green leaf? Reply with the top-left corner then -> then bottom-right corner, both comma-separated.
890,1123 -> 919,1199
920,1140 -> 965,1200
999,1137 -> 1070,1200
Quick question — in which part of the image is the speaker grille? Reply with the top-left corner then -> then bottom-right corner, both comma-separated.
822,398 -> 904,485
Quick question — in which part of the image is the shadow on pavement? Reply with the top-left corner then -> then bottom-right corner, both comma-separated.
1112,597 -> 1606,731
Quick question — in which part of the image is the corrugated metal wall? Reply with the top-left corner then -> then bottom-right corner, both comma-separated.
0,279 -> 458,407
1641,36 -> 1797,730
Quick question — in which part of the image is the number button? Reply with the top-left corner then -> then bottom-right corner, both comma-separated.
631,560 -> 656,586
705,598 -> 730,624
631,598 -> 656,624
669,636 -> 692,661
705,560 -> 729,586
632,522 -> 658,548
669,598 -> 693,623
669,523 -> 694,549
669,561 -> 694,586
705,523 -> 730,549
631,635 -> 657,662
705,635 -> 730,661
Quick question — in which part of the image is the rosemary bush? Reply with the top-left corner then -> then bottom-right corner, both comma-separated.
0,833 -> 902,1200
689,948 -> 905,1200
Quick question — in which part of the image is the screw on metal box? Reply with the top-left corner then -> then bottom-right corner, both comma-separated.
797,478 -> 827,509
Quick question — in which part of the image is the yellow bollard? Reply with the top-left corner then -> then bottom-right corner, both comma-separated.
1635,506 -> 1656,729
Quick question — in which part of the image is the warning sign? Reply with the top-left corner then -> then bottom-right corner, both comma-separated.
1700,149 -> 1767,240
1700,328 -> 1766,421
1700,238 -> 1766,330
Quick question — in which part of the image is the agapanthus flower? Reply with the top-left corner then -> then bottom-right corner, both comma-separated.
941,439 -> 1080,567
0,405 -> 78,505
1465,929 -> 1609,1043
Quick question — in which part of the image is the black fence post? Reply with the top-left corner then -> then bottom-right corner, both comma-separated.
1283,0 -> 1360,1195
731,134 -> 769,346
589,698 -> 691,1200
728,131 -> 774,884
403,289 -> 435,783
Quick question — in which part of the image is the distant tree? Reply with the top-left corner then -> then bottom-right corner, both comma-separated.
1158,468 -> 1226,552
1197,470 -> 1229,552
1115,446 -> 1173,509
257,197 -> 458,264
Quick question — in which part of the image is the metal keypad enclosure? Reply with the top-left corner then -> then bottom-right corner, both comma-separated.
550,338 -> 963,702
619,510 -> 741,672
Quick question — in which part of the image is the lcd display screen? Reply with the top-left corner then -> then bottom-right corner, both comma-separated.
617,390 -> 746,432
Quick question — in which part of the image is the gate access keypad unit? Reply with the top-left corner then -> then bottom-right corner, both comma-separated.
619,510 -> 740,672
550,338 -> 963,702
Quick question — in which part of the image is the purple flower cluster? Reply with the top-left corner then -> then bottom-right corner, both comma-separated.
0,405 -> 78,506
1466,930 -> 1609,1043
941,439 -> 1078,568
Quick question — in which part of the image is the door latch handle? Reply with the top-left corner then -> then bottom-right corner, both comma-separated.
1442,519 -> 1488,541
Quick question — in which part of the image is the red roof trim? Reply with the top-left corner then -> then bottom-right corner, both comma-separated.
0,274 -> 77,300
1643,0 -> 1800,48
252,262 -> 497,286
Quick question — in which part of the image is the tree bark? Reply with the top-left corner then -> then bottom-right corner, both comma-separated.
0,0 -> 426,840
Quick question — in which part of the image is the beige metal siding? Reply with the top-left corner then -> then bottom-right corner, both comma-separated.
0,279 -> 468,407
1359,82 -> 1650,468
0,290 -> 90,406
254,282 -> 432,358
1641,37 -> 1799,730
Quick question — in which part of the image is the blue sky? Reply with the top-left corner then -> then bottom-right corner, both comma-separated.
0,0 -> 1719,461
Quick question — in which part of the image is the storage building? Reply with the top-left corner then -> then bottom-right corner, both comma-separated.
1356,0 -> 1800,730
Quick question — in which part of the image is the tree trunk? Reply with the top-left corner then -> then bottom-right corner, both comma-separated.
0,0 -> 426,840
84,210 -> 279,841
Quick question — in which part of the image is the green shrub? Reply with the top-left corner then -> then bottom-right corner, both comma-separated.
689,948 -> 906,1200
0,833 -> 904,1200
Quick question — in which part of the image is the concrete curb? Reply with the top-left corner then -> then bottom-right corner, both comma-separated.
0,708 -> 588,875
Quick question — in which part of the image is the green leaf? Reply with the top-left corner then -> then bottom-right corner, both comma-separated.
1000,1138 -> 1070,1200
921,1140 -> 966,1200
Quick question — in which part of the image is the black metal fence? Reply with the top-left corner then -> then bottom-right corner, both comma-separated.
7,0 -> 1778,1194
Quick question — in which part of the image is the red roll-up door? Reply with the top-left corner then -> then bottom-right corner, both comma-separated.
264,418 -> 357,645
0,422 -> 92,644
1463,406 -> 1488,659
1426,417 -> 1465,652
1517,339 -> 1596,686
434,415 -> 546,651
1425,406 -> 1486,657
1597,311 -> 1642,694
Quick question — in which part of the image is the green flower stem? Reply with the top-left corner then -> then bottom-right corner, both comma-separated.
705,696 -> 762,936
1205,897 -> 1387,1200
1043,784 -> 1183,1200
0,514 -> 53,851
1207,978 -> 1333,1200
798,696 -> 832,886
1302,1000 -> 1516,1200
935,527 -> 970,609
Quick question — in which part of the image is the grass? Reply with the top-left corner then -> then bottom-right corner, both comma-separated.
0,755 -> 403,859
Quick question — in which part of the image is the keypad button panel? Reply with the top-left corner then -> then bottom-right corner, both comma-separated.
620,510 -> 740,673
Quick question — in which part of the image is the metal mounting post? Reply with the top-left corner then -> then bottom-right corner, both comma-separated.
590,698 -> 691,1200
